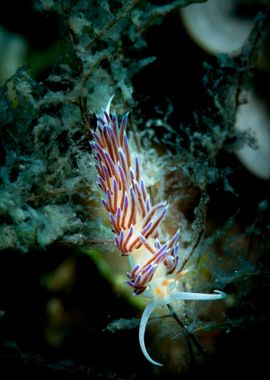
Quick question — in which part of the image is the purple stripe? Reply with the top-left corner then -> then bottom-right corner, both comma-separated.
119,113 -> 129,146
155,244 -> 168,264
145,197 -> 151,212
123,134 -> 131,167
101,199 -> 109,211
133,180 -> 141,196
168,229 -> 180,248
118,163 -> 128,188
123,193 -> 129,211
108,126 -> 119,160
109,213 -> 115,225
128,263 -> 140,278
92,131 -> 103,147
119,229 -> 124,244
155,239 -> 162,249
126,280 -> 136,288
97,116 -> 105,125
106,189 -> 112,204
101,163 -> 110,181
118,147 -> 129,177
111,112 -> 119,141
140,180 -> 147,200
116,207 -> 121,221
104,151 -> 117,174
142,221 -> 152,235
97,176 -> 106,192
103,111 -> 111,124
113,178 -> 118,194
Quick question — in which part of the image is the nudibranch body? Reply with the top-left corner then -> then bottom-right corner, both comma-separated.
91,98 -> 225,366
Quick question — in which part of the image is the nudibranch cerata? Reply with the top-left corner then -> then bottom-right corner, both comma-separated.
90,97 -> 226,366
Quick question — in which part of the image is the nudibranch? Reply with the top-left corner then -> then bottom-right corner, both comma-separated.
90,97 -> 226,366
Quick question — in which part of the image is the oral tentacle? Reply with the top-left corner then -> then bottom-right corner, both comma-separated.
170,290 -> 226,302
139,300 -> 164,367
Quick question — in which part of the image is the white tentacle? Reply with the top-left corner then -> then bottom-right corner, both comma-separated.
170,289 -> 226,302
139,300 -> 164,366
